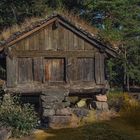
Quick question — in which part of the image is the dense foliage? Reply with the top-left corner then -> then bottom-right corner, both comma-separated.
0,94 -> 38,137
0,0 -> 140,89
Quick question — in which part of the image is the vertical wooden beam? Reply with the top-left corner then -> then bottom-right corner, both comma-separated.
6,56 -> 17,87
33,57 -> 43,82
100,54 -> 105,84
95,52 -> 101,84
95,52 -> 105,85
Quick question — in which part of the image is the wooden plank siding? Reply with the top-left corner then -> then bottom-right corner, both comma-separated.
44,58 -> 65,82
6,19 -> 106,90
77,58 -> 95,81
33,57 -> 43,82
13,22 -> 95,51
6,56 -> 17,87
95,52 -> 105,85
18,58 -> 33,83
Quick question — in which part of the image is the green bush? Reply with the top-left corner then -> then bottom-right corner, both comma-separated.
0,94 -> 39,137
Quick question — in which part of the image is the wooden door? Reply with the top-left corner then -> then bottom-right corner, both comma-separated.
44,58 -> 65,82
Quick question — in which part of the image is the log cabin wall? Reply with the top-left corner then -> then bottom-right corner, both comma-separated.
6,21 -> 106,88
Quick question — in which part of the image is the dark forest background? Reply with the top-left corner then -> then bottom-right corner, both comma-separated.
0,0 -> 140,90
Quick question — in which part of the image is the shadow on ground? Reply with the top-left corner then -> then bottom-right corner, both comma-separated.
33,118 -> 140,140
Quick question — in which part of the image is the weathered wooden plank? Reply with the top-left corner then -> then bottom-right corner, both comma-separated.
48,24 -> 53,50
78,36 -> 84,50
18,58 -> 33,83
84,41 -> 94,50
52,25 -> 59,50
29,34 -> 35,50
63,27 -> 69,51
67,58 -> 77,82
77,58 -> 83,80
38,29 -> 45,50
100,54 -> 105,84
73,34 -> 79,50
68,29 -> 74,50
14,50 -> 96,57
33,57 -> 43,82
6,56 -> 17,87
24,38 -> 30,50
8,18 -> 57,47
44,27 -> 49,50
15,41 -> 24,50
33,32 -> 39,50
45,59 -> 65,82
95,52 -> 101,84
27,58 -> 33,81
57,25 -> 64,50
77,58 -> 95,81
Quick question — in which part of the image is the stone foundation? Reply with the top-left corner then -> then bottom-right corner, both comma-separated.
41,89 -> 109,128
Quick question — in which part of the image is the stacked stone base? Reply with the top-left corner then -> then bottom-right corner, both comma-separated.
41,89 -> 109,128
41,88 -> 72,128
90,94 -> 108,111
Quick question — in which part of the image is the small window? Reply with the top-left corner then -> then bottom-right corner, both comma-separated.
44,58 -> 65,82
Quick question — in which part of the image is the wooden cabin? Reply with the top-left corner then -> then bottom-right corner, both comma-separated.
0,14 -> 116,96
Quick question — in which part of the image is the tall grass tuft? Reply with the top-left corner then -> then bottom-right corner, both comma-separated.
120,94 -> 140,129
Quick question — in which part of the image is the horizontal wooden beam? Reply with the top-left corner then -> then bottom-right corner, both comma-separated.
14,50 -> 96,58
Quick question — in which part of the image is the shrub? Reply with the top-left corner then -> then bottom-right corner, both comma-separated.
0,94 -> 39,137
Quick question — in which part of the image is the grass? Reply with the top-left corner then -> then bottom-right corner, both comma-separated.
33,118 -> 140,140
120,94 -> 140,128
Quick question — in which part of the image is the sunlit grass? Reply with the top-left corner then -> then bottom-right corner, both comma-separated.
32,120 -> 140,140
120,94 -> 140,129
